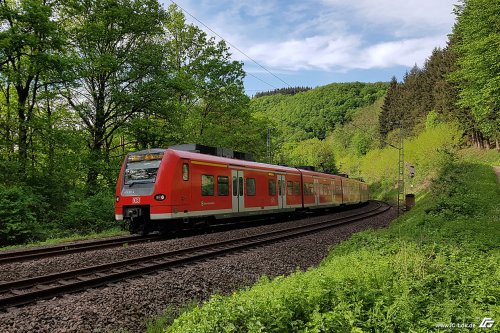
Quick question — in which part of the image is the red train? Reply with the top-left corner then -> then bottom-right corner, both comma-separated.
115,145 -> 369,234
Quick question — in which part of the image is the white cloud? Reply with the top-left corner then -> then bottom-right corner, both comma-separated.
320,0 -> 457,36
245,34 -> 448,72
166,0 -> 456,74
361,36 -> 448,68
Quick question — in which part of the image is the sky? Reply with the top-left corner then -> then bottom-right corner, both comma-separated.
161,0 -> 459,96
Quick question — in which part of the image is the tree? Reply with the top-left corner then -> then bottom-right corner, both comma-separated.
0,0 -> 65,177
162,4 -> 248,145
450,0 -> 500,149
60,0 -> 167,193
125,4 -> 257,155
379,76 -> 399,141
285,138 -> 337,174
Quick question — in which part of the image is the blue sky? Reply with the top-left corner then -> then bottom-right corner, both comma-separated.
161,0 -> 458,95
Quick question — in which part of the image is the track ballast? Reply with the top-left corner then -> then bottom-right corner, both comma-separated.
0,201 -> 389,310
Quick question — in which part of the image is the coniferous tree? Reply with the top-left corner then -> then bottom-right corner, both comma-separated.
380,76 -> 399,142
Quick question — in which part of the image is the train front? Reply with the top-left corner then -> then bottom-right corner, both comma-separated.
115,149 -> 168,234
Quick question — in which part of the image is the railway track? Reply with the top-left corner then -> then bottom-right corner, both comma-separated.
0,235 -> 159,265
0,201 -> 390,310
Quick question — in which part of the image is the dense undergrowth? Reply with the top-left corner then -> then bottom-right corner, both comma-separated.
0,185 -> 117,246
160,161 -> 500,332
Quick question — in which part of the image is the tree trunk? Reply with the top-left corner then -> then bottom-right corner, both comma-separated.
46,85 -> 55,178
4,84 -> 14,158
15,75 -> 37,178
86,139 -> 103,195
17,92 -> 29,177
479,132 -> 485,149
86,83 -> 106,195
472,131 -> 478,148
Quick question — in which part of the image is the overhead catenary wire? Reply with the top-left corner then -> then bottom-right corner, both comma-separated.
169,0 -> 291,90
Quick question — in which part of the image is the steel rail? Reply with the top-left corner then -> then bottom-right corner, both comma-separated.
0,201 -> 390,310
0,235 -> 159,265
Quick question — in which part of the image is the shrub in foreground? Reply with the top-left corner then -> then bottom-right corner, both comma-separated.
162,163 -> 500,332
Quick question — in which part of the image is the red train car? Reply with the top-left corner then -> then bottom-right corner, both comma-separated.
115,145 -> 369,234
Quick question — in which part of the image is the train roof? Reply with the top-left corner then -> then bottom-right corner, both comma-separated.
167,148 -> 300,174
127,147 -> 364,182
166,148 -> 362,182
129,148 -> 166,155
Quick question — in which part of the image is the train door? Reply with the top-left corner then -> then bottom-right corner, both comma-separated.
277,174 -> 286,208
331,180 -> 335,203
231,170 -> 244,213
314,178 -> 319,206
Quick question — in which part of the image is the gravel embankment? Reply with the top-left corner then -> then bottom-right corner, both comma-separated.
0,202 -> 396,332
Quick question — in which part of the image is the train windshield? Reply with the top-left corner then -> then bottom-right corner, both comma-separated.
124,156 -> 162,185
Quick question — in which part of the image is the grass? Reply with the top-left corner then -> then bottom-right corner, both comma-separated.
459,147 -> 500,166
0,227 -> 127,251
156,161 -> 500,332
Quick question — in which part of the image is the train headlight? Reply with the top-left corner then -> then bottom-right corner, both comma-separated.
116,196 -> 120,202
154,194 -> 166,201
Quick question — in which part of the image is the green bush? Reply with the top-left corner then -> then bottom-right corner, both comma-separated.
61,191 -> 116,235
0,185 -> 46,246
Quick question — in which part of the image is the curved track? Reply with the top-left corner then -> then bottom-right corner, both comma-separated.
0,235 -> 159,265
0,201 -> 390,310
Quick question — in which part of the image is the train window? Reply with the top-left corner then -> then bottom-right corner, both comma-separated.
278,179 -> 282,195
287,181 -> 293,196
268,179 -> 276,196
293,182 -> 300,195
303,182 -> 312,195
239,177 -> 243,196
182,163 -> 189,181
246,178 -> 256,196
218,176 -> 229,196
201,175 -> 214,196
336,185 -> 342,195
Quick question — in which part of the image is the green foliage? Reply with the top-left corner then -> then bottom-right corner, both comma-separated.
254,86 -> 312,98
338,122 -> 462,201
450,0 -> 500,141
162,162 -> 500,332
379,0 -> 500,147
425,110 -> 440,129
0,1 -> 260,245
0,0 -> 67,176
0,185 -> 46,246
458,148 -> 500,167
331,97 -> 384,158
61,191 -> 116,235
61,0 -> 167,193
282,138 -> 337,173
251,82 -> 388,143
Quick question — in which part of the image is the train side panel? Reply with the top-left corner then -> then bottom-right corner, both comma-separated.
116,148 -> 370,234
